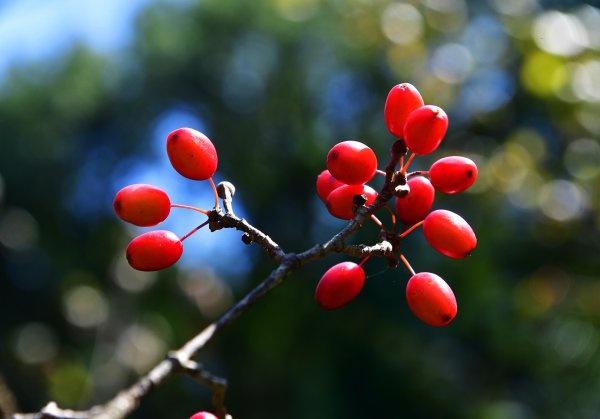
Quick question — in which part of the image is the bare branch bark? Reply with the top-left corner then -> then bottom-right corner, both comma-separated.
14,141 -> 408,419
0,373 -> 18,418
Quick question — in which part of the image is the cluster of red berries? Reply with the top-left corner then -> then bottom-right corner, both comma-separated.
113,127 -> 219,271
314,83 -> 478,327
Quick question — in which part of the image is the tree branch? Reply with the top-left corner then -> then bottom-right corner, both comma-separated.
14,141 -> 407,419
0,373 -> 18,418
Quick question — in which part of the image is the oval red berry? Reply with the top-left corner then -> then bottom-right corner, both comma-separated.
113,184 -> 171,227
423,210 -> 476,259
430,156 -> 478,194
395,176 -> 435,225
326,184 -> 377,220
315,262 -> 366,310
316,170 -> 345,202
126,230 -> 183,271
406,272 -> 457,327
166,128 -> 218,180
384,83 -> 424,139
190,412 -> 218,419
404,105 -> 448,155
326,141 -> 377,185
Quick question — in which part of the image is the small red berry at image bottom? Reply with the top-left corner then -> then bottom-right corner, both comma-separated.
315,262 -> 366,310
326,184 -> 377,220
423,210 -> 476,259
395,176 -> 435,225
190,412 -> 218,419
430,156 -> 478,194
326,140 -> 377,185
126,230 -> 183,271
113,184 -> 171,227
404,105 -> 448,155
384,83 -> 424,138
406,272 -> 457,327
316,169 -> 345,202
166,127 -> 218,180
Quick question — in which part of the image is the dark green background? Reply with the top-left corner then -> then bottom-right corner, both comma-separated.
1,1 -> 599,418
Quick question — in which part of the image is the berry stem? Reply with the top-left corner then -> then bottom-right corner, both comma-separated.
401,152 -> 416,175
376,169 -> 386,177
181,220 -> 210,242
399,253 -> 416,276
208,177 -> 220,210
398,220 -> 424,239
171,204 -> 209,216
370,214 -> 383,228
359,255 -> 371,267
381,205 -> 396,229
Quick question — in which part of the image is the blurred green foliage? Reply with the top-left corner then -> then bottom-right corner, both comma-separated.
0,0 -> 599,418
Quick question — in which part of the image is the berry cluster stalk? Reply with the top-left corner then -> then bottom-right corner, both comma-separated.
13,142 -> 407,419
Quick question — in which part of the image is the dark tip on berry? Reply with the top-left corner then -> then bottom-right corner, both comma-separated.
466,170 -> 473,178
114,199 -> 121,210
330,150 -> 338,160
170,133 -> 179,141
441,314 -> 452,323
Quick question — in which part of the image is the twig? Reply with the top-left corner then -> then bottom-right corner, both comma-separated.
14,141 -> 408,419
0,373 -> 18,418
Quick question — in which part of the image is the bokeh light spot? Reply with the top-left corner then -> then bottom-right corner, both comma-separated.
538,180 -> 587,222
380,3 -> 423,45
14,322 -> 59,364
63,285 -> 109,329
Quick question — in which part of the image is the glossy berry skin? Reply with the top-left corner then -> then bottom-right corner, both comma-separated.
406,272 -> 457,327
423,210 -> 476,259
326,141 -> 377,185
395,176 -> 435,225
404,105 -> 448,155
316,170 -> 345,202
315,262 -> 365,310
384,83 -> 424,138
113,184 -> 171,227
326,184 -> 377,220
190,412 -> 218,419
126,230 -> 183,271
166,128 -> 218,180
430,156 -> 478,194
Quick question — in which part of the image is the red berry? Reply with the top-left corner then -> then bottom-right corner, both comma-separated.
384,83 -> 424,139
406,272 -> 457,327
316,170 -> 345,202
326,184 -> 377,220
423,210 -> 476,259
190,412 -> 217,419
404,105 -> 448,155
326,141 -> 377,185
113,184 -> 171,227
126,230 -> 183,271
395,176 -> 435,225
166,128 -> 218,180
315,262 -> 365,310
429,156 -> 478,194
